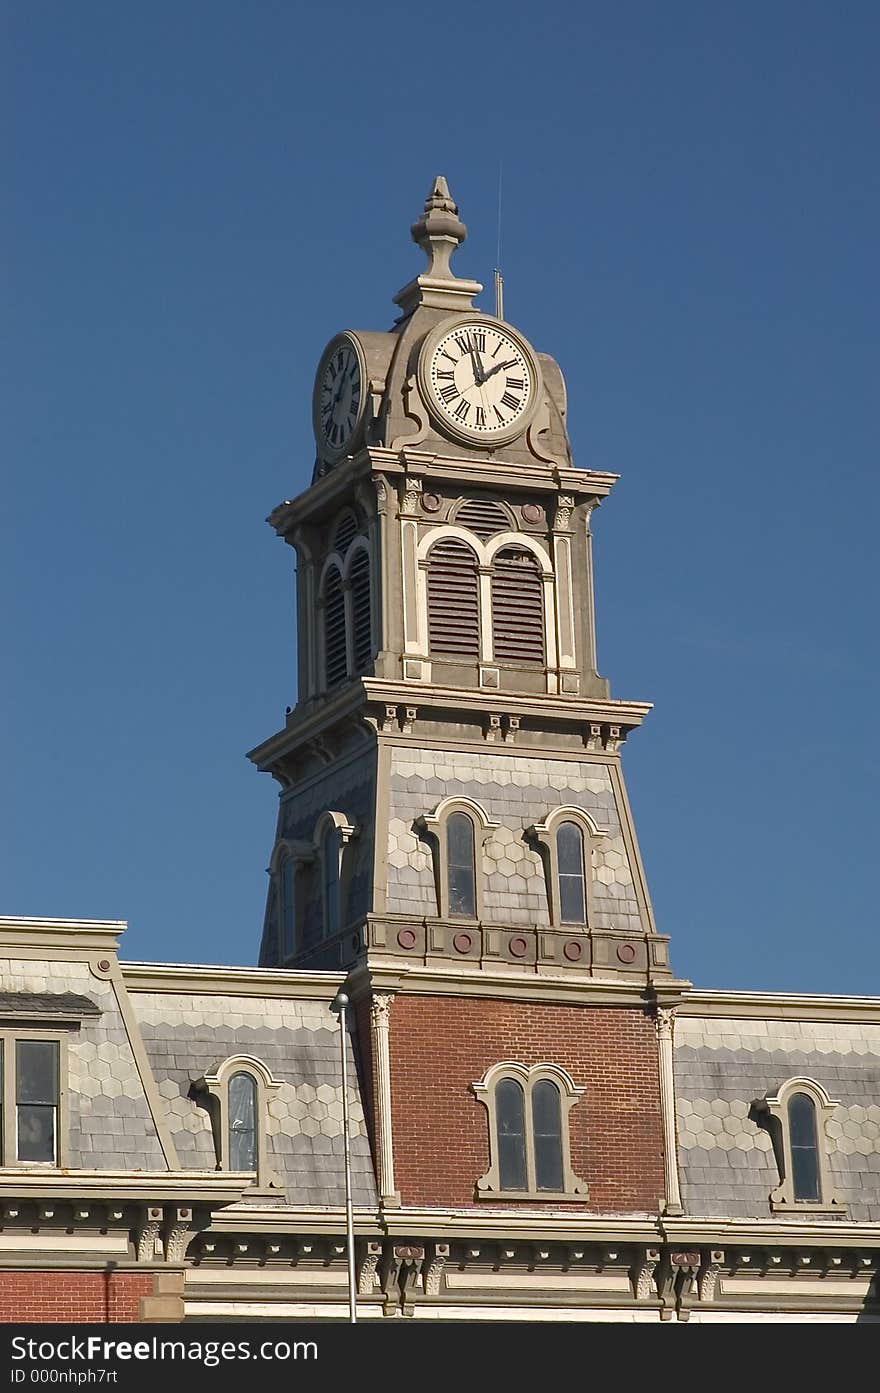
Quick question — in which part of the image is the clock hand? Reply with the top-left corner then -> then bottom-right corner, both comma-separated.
482,357 -> 518,383
465,337 -> 485,386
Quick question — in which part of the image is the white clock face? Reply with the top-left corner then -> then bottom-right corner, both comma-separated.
317,339 -> 363,454
424,321 -> 536,441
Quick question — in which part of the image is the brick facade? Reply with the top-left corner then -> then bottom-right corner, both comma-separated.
0,1271 -> 154,1323
388,995 -> 665,1211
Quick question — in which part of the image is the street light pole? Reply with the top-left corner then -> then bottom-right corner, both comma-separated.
331,989 -> 357,1323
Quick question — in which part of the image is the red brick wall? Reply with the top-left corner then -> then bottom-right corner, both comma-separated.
388,995 -> 665,1212
0,1271 -> 154,1324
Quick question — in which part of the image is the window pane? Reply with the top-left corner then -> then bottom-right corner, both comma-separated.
447,813 -> 476,917
17,1104 -> 56,1163
322,826 -> 340,936
228,1072 -> 257,1171
281,857 -> 297,959
532,1080 -> 564,1191
16,1040 -> 59,1105
496,1078 -> 527,1191
557,821 -> 586,924
788,1092 -> 820,1202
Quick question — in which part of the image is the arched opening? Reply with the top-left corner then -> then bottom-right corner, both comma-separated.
349,548 -> 372,673
323,566 -> 347,687
228,1071 -> 257,1171
788,1092 -> 820,1202
427,538 -> 480,659
496,1077 -> 527,1191
446,812 -> 476,917
491,547 -> 545,664
557,821 -> 587,925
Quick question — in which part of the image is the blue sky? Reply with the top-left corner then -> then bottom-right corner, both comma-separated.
3,2 -> 877,992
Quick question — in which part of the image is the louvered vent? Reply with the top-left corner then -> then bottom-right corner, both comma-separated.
333,511 -> 358,557
427,539 -> 480,658
456,498 -> 510,539
350,548 -> 372,673
323,567 -> 347,686
491,548 -> 545,665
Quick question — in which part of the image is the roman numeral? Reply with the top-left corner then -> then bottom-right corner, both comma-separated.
494,406 -> 505,423
453,399 -> 471,421
439,351 -> 456,364
475,407 -> 486,428
473,331 -> 486,351
501,390 -> 520,411
506,377 -> 524,391
452,333 -> 472,356
436,370 -> 454,380
439,384 -> 459,404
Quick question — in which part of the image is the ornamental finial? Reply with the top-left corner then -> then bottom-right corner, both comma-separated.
410,175 -> 467,280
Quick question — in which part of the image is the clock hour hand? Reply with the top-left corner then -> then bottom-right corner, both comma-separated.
481,356 -> 518,383
466,339 -> 485,386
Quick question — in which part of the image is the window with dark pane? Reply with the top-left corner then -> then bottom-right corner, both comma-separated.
323,567 -> 347,686
788,1092 -> 821,1202
456,497 -> 510,539
333,510 -> 358,558
281,856 -> 297,961
427,539 -> 480,658
532,1080 -> 564,1191
491,548 -> 544,664
349,549 -> 372,673
228,1072 -> 257,1171
16,1039 -> 59,1163
557,821 -> 587,924
496,1078 -> 527,1191
447,813 -> 476,917
322,825 -> 340,937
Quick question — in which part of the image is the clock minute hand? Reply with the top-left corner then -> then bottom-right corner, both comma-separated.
482,357 -> 518,382
466,340 -> 486,386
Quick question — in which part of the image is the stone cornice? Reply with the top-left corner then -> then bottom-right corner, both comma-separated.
660,1215 -> 880,1247
680,988 -> 880,1024
380,1208 -> 661,1243
0,1170 -> 248,1203
122,962 -> 344,999
0,917 -> 125,953
361,680 -> 651,730
345,962 -> 690,1009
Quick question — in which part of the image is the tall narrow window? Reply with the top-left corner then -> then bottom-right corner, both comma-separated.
349,548 -> 372,674
496,1077 -> 527,1191
427,539 -> 480,658
532,1080 -> 564,1191
16,1040 -> 59,1163
788,1092 -> 820,1202
228,1071 -> 257,1171
322,824 -> 340,936
491,548 -> 544,665
323,567 -> 347,687
333,511 -> 358,558
447,812 -> 476,917
557,821 -> 586,925
280,855 -> 297,961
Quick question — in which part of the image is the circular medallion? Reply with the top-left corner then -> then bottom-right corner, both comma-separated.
563,940 -> 583,962
508,936 -> 529,959
421,492 -> 442,513
397,928 -> 417,950
522,503 -> 544,525
616,942 -> 637,964
453,932 -> 473,954
418,314 -> 542,447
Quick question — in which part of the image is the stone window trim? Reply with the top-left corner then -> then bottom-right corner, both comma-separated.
0,1029 -> 69,1169
195,1054 -> 281,1191
754,1077 -> 845,1215
314,811 -> 358,938
526,806 -> 607,929
417,796 -> 499,921
472,1061 -> 588,1201
270,812 -> 357,944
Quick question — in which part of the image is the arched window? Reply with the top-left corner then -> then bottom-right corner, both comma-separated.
323,566 -> 347,687
333,510 -> 358,557
491,547 -> 545,665
280,854 -> 297,961
788,1092 -> 820,1202
758,1077 -> 844,1213
557,821 -> 586,925
349,547 -> 372,674
427,538 -> 480,659
473,1062 -> 588,1199
446,812 -> 477,918
228,1071 -> 257,1171
322,823 -> 340,937
455,497 -> 511,539
532,1079 -> 564,1191
496,1078 -> 527,1190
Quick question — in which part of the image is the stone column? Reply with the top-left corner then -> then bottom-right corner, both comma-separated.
371,993 -> 398,1205
656,1008 -> 684,1215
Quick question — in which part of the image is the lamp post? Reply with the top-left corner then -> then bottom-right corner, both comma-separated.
330,989 -> 357,1323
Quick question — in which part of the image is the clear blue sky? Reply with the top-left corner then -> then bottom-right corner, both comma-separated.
3,3 -> 877,992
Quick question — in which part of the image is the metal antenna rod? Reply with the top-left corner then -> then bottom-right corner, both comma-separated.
494,163 -> 504,320
332,990 -> 357,1322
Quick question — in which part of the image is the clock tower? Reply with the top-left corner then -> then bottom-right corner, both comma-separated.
248,178 -> 685,1217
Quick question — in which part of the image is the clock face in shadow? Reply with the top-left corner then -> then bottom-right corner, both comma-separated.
421,318 -> 540,445
314,336 -> 364,457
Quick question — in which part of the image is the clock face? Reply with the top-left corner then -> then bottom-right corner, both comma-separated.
421,318 -> 538,444
315,336 -> 364,456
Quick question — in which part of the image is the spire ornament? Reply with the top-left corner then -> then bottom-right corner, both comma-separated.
410,175 -> 467,280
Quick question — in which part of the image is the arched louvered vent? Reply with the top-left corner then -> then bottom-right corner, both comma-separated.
456,498 -> 510,539
491,548 -> 545,665
333,511 -> 358,557
323,567 -> 347,686
350,548 -> 372,673
427,539 -> 480,659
